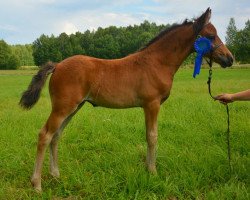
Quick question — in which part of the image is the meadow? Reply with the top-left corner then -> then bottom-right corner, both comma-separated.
0,67 -> 249,199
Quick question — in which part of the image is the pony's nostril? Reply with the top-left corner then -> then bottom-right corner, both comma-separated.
218,55 -> 233,67
227,55 -> 234,66
230,56 -> 233,64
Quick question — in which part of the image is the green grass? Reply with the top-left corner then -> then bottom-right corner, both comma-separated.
0,68 -> 249,199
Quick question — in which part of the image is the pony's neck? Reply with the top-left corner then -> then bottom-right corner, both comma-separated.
144,24 -> 195,72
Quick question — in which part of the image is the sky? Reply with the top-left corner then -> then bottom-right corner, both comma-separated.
0,0 -> 249,45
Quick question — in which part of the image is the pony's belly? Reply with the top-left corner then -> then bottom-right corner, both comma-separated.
86,94 -> 141,108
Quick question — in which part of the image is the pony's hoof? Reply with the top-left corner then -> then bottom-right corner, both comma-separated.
34,186 -> 42,193
31,177 -> 42,192
50,170 -> 60,178
147,165 -> 157,175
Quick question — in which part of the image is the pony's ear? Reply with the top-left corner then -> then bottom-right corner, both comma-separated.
204,7 -> 211,24
193,8 -> 212,35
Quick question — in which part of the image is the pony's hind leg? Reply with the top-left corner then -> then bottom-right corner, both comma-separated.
49,128 -> 63,178
49,102 -> 84,178
31,102 -> 81,191
49,115 -> 73,178
31,111 -> 65,191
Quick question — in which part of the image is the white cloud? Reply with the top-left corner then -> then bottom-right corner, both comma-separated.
61,22 -> 79,34
53,11 -> 146,35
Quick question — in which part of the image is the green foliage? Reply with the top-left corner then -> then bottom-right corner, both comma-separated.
226,18 -> 237,55
226,18 -> 250,63
0,68 -> 249,199
11,44 -> 35,66
0,40 -> 34,69
32,21 -> 168,65
90,34 -> 120,58
0,40 -> 20,69
235,20 -> 250,63
33,34 -> 63,66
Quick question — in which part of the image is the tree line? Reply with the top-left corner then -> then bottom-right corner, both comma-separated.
32,21 -> 167,66
0,18 -> 249,69
226,18 -> 250,63
0,40 -> 34,69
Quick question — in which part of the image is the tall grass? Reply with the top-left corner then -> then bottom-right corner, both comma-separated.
0,68 -> 249,199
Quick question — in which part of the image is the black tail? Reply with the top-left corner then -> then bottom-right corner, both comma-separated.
19,62 -> 56,109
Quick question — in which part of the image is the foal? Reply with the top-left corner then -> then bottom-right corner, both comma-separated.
20,8 -> 233,191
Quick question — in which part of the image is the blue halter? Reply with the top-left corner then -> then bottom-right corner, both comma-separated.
193,37 -> 212,78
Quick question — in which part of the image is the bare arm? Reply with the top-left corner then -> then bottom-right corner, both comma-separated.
215,89 -> 250,104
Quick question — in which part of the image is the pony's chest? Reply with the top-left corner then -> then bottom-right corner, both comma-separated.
156,77 -> 173,103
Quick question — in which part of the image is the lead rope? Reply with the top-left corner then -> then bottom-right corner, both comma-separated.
206,57 -> 232,176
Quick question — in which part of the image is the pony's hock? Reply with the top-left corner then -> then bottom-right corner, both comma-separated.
20,8 -> 233,191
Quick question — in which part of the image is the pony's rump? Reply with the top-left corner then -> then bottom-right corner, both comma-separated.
19,62 -> 56,109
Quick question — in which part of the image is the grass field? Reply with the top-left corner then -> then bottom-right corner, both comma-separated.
0,67 -> 249,199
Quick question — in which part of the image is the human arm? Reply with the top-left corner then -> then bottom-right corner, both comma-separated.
215,89 -> 250,104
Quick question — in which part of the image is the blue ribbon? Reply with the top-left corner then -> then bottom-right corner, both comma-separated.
193,37 -> 212,78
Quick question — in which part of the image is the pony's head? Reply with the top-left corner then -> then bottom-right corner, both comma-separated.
193,8 -> 233,67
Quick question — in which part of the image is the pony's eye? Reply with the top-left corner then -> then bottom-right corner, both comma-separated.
206,35 -> 215,40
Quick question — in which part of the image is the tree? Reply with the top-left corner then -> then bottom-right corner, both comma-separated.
0,40 -> 19,69
225,18 -> 238,59
81,30 -> 94,56
235,20 -> 250,63
33,34 -> 62,66
89,34 -> 120,59
70,33 -> 85,55
58,33 -> 73,59
11,44 -> 35,66
225,18 -> 250,63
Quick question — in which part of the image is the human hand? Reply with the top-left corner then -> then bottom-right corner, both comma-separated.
214,93 -> 234,105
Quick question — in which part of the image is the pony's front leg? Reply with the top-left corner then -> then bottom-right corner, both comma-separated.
143,100 -> 160,174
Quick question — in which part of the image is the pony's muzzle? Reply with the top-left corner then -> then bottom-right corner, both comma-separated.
218,54 -> 234,68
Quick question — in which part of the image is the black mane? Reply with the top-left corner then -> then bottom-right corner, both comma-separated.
140,19 -> 193,51
139,7 -> 212,51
